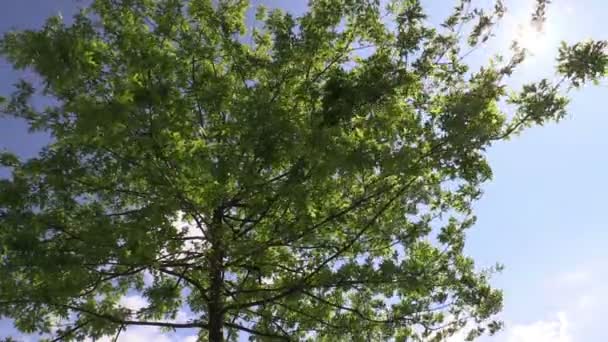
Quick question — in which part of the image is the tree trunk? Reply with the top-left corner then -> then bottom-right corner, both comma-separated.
208,207 -> 225,342
208,297 -> 224,342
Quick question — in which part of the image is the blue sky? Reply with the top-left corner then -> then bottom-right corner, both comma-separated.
1,0 -> 607,341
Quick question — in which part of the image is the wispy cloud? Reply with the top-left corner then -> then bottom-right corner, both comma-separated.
551,269 -> 592,288
503,312 -> 572,342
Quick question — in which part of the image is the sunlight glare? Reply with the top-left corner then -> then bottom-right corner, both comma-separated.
513,21 -> 549,56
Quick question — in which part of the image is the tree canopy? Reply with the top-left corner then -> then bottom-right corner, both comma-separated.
0,0 -> 606,341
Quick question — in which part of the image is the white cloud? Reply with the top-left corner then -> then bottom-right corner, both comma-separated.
143,270 -> 154,286
3,296 -> 195,342
99,326 -> 173,342
445,328 -> 470,342
503,312 -> 572,342
166,211 -> 206,256
119,295 -> 148,311
183,335 -> 199,342
93,326 -> 200,342
575,294 -> 595,311
88,318 -> 196,342
119,294 -> 195,321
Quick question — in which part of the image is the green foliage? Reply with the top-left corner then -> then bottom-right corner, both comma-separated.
558,40 -> 608,87
0,0 -> 606,341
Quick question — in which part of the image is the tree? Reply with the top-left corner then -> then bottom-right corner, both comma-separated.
0,0 -> 605,341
